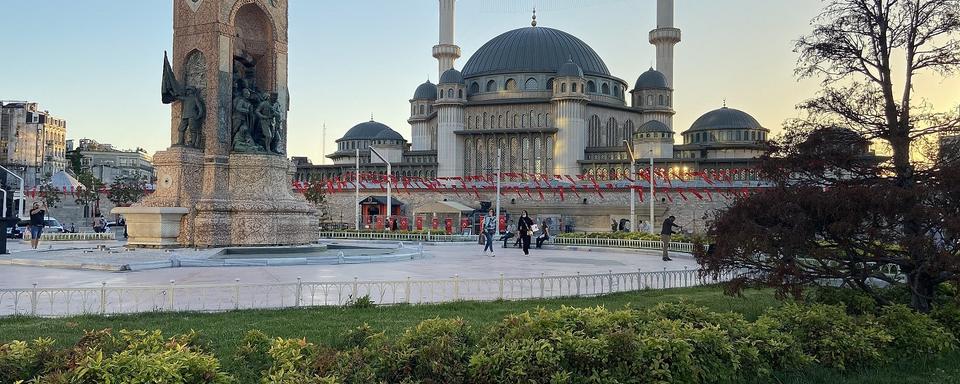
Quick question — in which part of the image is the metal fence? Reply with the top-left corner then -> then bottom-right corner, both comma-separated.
319,231 -> 694,253
0,268 -> 737,317
550,237 -> 694,253
22,232 -> 117,241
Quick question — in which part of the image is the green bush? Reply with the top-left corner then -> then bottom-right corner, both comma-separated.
384,317 -> 477,384
756,303 -> 891,370
806,286 -> 877,315
932,303 -> 960,345
0,338 -> 60,383
234,330 -> 272,383
876,304 -> 956,358
555,231 -> 703,243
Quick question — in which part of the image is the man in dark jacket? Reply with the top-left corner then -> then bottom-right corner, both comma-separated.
660,215 -> 681,261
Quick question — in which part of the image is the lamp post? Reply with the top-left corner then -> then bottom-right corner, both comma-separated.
495,148 -> 501,232
0,165 -> 25,219
369,146 -> 391,228
623,140 -> 636,232
354,148 -> 360,230
649,148 -> 656,235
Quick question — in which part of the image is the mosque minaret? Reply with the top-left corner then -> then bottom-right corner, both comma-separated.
432,0 -> 461,78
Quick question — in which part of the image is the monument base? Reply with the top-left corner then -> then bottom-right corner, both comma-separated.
191,153 -> 317,247
111,207 -> 190,248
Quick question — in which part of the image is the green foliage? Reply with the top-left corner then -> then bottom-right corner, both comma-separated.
932,304 -> 960,344
263,337 -> 320,384
0,338 -> 60,383
36,176 -> 62,208
756,303 -> 891,370
73,171 -> 103,209
344,295 -> 375,309
384,318 -> 477,383
234,330 -> 272,383
876,304 -> 956,358
805,286 -> 877,315
555,231 -> 703,243
106,174 -> 148,207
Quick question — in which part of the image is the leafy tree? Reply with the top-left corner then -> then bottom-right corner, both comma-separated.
36,176 -> 62,208
67,150 -> 85,177
303,180 -> 331,226
74,172 -> 104,215
106,174 -> 147,207
697,0 -> 960,312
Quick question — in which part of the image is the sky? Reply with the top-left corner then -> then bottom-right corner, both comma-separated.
2,0 -> 958,164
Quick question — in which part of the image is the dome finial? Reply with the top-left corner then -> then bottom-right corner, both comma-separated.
370,113 -> 374,121
722,99 -> 727,108
531,8 -> 537,27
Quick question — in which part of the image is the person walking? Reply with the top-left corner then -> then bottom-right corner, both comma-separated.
28,201 -> 47,249
660,215 -> 682,261
535,220 -> 551,249
517,210 -> 534,255
481,209 -> 497,257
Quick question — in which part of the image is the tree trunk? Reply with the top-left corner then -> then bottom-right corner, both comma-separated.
909,269 -> 937,313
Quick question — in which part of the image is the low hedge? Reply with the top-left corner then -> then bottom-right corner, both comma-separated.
2,302 -> 955,383
556,231 -> 703,244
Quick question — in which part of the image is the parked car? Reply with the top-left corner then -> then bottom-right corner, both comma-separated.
6,226 -> 22,239
15,217 -> 66,236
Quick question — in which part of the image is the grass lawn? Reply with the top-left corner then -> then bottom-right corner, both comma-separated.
1,286 -> 957,383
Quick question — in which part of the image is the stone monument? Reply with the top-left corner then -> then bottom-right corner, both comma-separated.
116,0 -> 317,247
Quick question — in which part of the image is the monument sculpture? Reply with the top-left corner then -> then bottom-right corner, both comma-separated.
115,0 -> 317,247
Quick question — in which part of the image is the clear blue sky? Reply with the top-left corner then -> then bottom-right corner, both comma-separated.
2,0 -> 957,163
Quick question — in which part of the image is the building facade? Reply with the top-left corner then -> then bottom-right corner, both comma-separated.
67,139 -> 155,184
0,101 -> 68,187
296,0 -> 770,183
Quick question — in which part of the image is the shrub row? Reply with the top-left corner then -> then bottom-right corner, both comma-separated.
556,231 -> 703,243
2,302 -> 955,384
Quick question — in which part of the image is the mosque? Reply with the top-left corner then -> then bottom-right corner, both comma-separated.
295,0 -> 770,183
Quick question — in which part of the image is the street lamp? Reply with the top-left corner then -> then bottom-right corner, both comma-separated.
622,140 -> 636,232
368,146 -> 391,229
354,148 -> 360,230
648,148 -> 655,235
0,165 -> 25,218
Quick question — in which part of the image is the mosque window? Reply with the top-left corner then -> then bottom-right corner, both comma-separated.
470,82 -> 479,94
572,83 -> 578,92
476,139 -> 484,173
587,81 -> 596,93
613,85 -> 620,98
601,83 -> 610,95
561,83 -> 567,92
447,89 -> 454,98
666,96 -> 671,106
505,78 -> 518,91
546,78 -> 554,90
647,95 -> 654,105
458,89 -> 463,99
534,137 -> 543,173
525,78 -> 538,90
485,80 -> 496,92
659,95 -> 665,105
522,137 -> 531,170
510,137 -> 520,171
419,105 -> 424,114
736,130 -> 742,141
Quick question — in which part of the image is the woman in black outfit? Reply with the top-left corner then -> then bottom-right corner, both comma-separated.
517,210 -> 535,255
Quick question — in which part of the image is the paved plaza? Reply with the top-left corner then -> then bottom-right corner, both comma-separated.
0,239 -> 696,289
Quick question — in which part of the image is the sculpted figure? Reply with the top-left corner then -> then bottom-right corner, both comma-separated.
232,89 -> 257,151
161,52 -> 205,148
254,92 -> 275,152
269,93 -> 285,154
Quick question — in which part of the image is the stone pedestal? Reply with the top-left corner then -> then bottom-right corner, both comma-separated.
111,207 -> 190,247
192,153 -> 317,247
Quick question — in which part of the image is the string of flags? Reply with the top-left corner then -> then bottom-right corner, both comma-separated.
293,169 -> 763,202
25,185 -> 156,199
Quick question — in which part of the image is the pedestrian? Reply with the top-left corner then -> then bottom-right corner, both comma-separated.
481,209 -> 497,257
517,210 -> 534,255
28,201 -> 46,249
92,214 -> 105,233
535,220 -> 550,249
660,215 -> 682,261
68,223 -> 76,233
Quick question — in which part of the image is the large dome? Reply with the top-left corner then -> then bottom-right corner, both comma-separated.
338,120 -> 402,142
687,107 -> 765,132
462,27 -> 610,78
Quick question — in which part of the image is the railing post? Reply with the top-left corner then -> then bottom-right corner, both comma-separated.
405,276 -> 411,304
637,268 -> 642,290
539,272 -> 545,298
683,266 -> 689,287
234,278 -> 240,310
498,273 -> 504,300
576,272 -> 581,297
30,282 -> 38,316
168,280 -> 175,310
608,269 -> 613,293
99,282 -> 107,315
295,277 -> 303,308
453,274 -> 460,301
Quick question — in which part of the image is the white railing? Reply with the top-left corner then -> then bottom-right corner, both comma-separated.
550,237 -> 694,253
0,268 -> 737,317
319,231 -> 475,242
22,232 -> 116,241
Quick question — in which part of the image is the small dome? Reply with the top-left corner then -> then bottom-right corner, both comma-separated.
557,59 -> 584,78
439,68 -> 464,84
338,120 -> 396,141
634,68 -> 668,90
686,107 -> 765,132
639,120 -> 672,133
412,80 -> 437,100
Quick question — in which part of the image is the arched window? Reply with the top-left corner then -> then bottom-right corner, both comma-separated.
666,96 -> 671,106
498,114 -> 503,128
476,139 -> 485,174
522,137 -> 531,171
513,114 -> 518,128
537,113 -> 542,127
561,83 -> 567,92
534,137 -> 543,173
613,85 -> 620,97
524,77 -> 538,90
606,117 -> 617,146
469,82 -> 480,94
482,112 -> 487,129
647,95 -> 654,105
572,83 -> 578,92
546,78 -> 554,90
510,137 -> 520,171
659,95 -> 664,105
505,78 -> 517,91
458,89 -> 463,99
587,80 -> 596,93
419,105 -> 424,114
624,120 -> 635,142
601,83 -> 610,95
447,88 -> 454,98
490,115 -> 496,128
485,80 -> 496,92
588,115 -> 601,147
